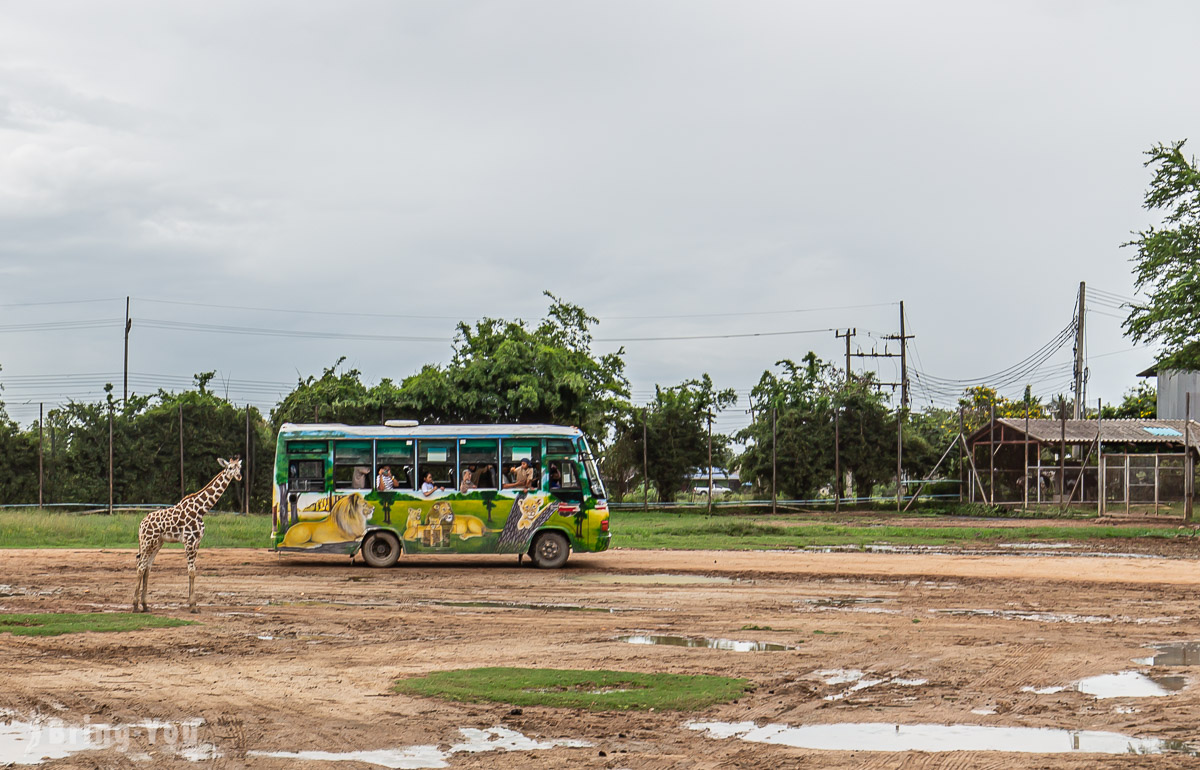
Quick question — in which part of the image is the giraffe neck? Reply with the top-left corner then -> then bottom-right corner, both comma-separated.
188,469 -> 235,515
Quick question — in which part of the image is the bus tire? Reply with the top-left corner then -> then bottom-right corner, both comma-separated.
361,532 -> 401,568
529,531 -> 570,569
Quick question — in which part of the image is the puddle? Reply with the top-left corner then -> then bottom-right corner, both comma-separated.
803,598 -> 886,607
569,573 -> 734,585
815,670 -> 927,700
419,600 -> 622,613
1134,641 -> 1200,666
932,609 -> 1114,624
686,720 -> 1192,754
1077,671 -> 1186,699
248,726 -> 590,768
0,714 -> 217,765
1023,671 -> 1187,699
619,634 -> 794,651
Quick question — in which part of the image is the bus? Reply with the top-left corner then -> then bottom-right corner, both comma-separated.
271,421 -> 610,568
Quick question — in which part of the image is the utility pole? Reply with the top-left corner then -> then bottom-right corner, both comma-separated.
707,410 -> 714,516
836,329 -> 856,382
38,403 -> 44,508
108,406 -> 114,516
771,406 -> 777,515
123,297 -> 132,405
896,405 -> 903,511
245,405 -> 251,515
1073,282 -> 1086,420
642,408 -> 648,512
834,409 -> 841,512
850,303 -> 912,404
179,404 -> 185,498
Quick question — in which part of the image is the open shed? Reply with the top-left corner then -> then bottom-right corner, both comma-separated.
964,418 -> 1199,515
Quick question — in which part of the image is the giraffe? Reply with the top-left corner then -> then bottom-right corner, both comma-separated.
133,456 -> 242,614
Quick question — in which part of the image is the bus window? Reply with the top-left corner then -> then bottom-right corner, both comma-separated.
546,438 -> 575,456
549,461 -> 580,491
459,439 -> 499,491
333,441 -> 373,490
287,440 -> 327,455
418,439 -> 457,488
377,439 -> 414,490
501,439 -> 541,488
288,459 -> 325,493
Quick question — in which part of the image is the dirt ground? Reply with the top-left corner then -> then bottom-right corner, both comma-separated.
5,543 -> 1200,768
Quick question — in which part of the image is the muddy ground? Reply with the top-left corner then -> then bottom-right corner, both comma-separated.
5,543 -> 1200,768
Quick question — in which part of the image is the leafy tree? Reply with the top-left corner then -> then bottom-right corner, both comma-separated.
957,385 -> 1051,434
1124,140 -> 1200,368
0,374 -> 39,505
1100,382 -> 1156,419
737,354 -> 893,501
394,293 -> 630,437
271,359 -> 376,429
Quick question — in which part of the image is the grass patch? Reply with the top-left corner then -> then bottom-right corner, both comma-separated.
0,510 -> 267,548
0,612 -> 196,637
612,510 -> 1183,550
393,667 -> 751,711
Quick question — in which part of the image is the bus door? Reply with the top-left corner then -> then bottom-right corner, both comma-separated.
547,456 -> 587,538
282,440 -> 330,533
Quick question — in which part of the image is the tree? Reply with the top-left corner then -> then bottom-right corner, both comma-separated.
1100,382 -> 1156,419
394,293 -> 630,438
1124,140 -> 1200,368
737,354 -> 893,501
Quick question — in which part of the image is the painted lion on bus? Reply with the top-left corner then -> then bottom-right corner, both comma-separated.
282,493 -> 373,547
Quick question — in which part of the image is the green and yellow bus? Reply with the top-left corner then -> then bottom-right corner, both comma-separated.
271,422 -> 610,568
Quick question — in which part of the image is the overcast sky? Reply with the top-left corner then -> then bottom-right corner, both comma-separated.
0,1 -> 1195,431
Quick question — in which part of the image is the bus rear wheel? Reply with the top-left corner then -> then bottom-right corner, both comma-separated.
361,532 -> 401,568
529,531 -> 570,569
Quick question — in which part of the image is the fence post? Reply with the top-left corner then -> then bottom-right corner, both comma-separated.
958,408 -> 965,503
38,403 -> 44,508
642,408 -> 648,511
834,408 -> 841,513
108,406 -> 114,516
245,405 -> 251,514
988,400 -> 995,505
1023,404 -> 1029,511
1187,393 -> 1193,523
1097,398 -> 1103,517
179,404 -> 185,498
771,407 -> 777,516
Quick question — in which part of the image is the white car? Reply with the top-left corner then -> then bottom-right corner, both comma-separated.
692,486 -> 732,495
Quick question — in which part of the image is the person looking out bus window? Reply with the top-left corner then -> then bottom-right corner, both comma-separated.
460,465 -> 477,494
352,465 -> 371,489
421,472 -> 444,497
503,459 -> 534,490
548,463 -> 562,489
476,464 -> 496,489
376,466 -> 396,491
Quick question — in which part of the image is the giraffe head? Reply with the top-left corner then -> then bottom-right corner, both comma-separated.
218,456 -> 243,482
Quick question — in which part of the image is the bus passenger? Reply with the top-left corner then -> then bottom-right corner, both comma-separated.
376,466 -> 397,491
476,464 -> 496,489
503,459 -> 534,490
460,465 -> 477,494
421,472 -> 444,497
352,465 -> 371,489
548,463 -> 562,489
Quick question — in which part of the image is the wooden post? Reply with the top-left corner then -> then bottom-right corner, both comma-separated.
1187,393 -> 1193,522
245,405 -> 251,514
988,400 -> 995,505
771,407 -> 777,515
179,404 -> 185,498
38,403 -> 44,508
1097,399 -> 1103,517
1023,404 -> 1029,511
896,406 -> 903,511
1059,406 -> 1067,512
834,409 -> 841,512
958,408 -> 965,504
642,408 -> 648,511
108,406 -> 114,516
706,411 -> 713,516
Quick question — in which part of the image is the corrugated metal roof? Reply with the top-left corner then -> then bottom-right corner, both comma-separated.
279,423 -> 583,439
970,418 -> 1200,447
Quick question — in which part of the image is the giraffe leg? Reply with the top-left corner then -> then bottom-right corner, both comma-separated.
133,548 -> 145,612
185,539 -> 199,614
139,544 -> 161,612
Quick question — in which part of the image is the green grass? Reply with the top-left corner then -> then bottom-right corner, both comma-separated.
0,612 -> 196,637
611,510 -> 1185,550
393,667 -> 752,711
0,510 -> 268,548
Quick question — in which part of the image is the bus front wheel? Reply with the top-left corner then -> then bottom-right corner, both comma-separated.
529,531 -> 570,569
361,532 -> 401,568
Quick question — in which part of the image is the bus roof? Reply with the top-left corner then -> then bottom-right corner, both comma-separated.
278,423 -> 584,440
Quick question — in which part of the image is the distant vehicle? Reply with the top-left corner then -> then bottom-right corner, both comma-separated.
693,486 -> 732,495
